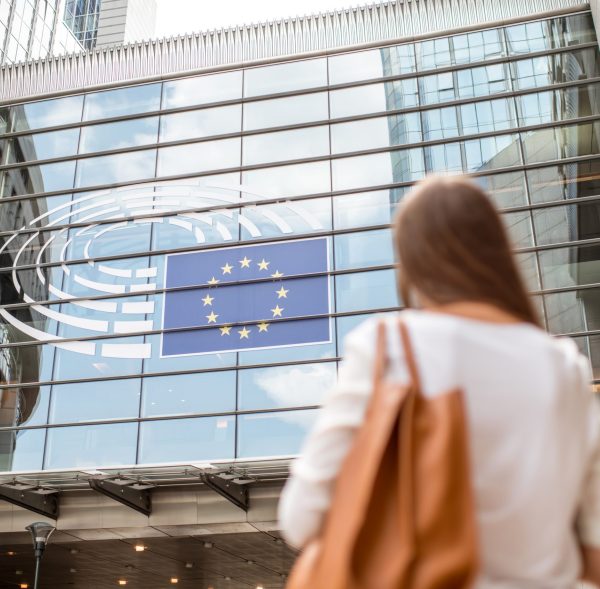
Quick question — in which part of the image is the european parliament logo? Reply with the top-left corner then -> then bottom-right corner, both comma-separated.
162,238 -> 330,356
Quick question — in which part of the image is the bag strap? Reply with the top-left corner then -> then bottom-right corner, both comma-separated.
373,318 -> 423,395
398,319 -> 423,395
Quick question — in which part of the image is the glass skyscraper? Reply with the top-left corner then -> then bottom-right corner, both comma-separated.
0,1 -> 597,586
0,0 -> 82,64
63,0 -> 100,49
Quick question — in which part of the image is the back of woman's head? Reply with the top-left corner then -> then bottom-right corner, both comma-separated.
393,176 -> 540,326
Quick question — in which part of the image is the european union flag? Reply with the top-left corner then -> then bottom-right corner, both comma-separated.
161,238 -> 331,356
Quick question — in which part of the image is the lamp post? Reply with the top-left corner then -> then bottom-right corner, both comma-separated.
25,522 -> 55,589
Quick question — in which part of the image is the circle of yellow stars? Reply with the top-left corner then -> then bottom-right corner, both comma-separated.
202,255 -> 289,339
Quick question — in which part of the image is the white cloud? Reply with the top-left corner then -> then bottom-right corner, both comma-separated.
155,0 -> 384,37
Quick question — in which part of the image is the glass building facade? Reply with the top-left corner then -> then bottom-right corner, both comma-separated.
0,0 -> 82,64
0,9 -> 598,474
63,0 -> 101,49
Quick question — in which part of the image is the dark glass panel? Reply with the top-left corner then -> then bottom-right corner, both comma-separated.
334,229 -> 394,270
5,128 -> 80,163
75,149 -> 157,188
335,268 -> 398,313
0,160 -> 76,197
160,105 -> 241,142
244,92 -> 328,131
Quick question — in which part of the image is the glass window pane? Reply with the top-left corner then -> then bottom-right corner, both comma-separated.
419,72 -> 456,105
464,134 -> 521,172
425,142 -> 464,174
331,113 -> 421,154
44,422 -> 138,469
1,160 -> 76,196
457,63 -> 510,98
237,410 -> 317,458
162,71 -> 243,109
83,83 -> 161,121
416,37 -> 451,71
452,28 -> 505,64
336,268 -> 398,312
0,429 -> 45,472
471,171 -> 528,209
11,95 -> 83,132
330,79 -> 419,118
160,105 -> 241,142
506,20 -> 553,54
242,126 -> 329,166
335,229 -> 394,270
502,210 -> 533,248
460,98 -> 516,134
239,363 -> 335,410
555,13 -> 597,46
329,44 -> 416,84
7,128 -> 80,162
142,371 -> 236,417
334,189 -> 403,230
49,379 -> 141,423
522,123 -> 600,165
75,149 -> 157,187
157,138 -> 240,177
421,106 -> 459,141
79,116 -> 159,153
527,160 -> 600,204
244,58 -> 327,97
242,161 -> 330,198
138,416 -> 235,463
244,93 -> 328,131
332,149 -> 425,192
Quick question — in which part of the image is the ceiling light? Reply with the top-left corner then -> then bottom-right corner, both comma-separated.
118,581 -> 127,586
15,570 -> 23,575
69,548 -> 79,555
202,541 -> 213,548
134,544 -> 145,552
184,562 -> 193,569
257,586 -> 264,589
70,568 -> 77,573
170,578 -> 178,584
19,584 -> 28,589
7,551 -> 16,556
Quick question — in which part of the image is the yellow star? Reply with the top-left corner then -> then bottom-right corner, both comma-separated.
207,277 -> 220,285
238,326 -> 251,339
276,286 -> 288,299
220,325 -> 232,336
202,294 -> 214,306
257,322 -> 269,333
271,305 -> 283,318
239,256 -> 251,268
257,259 -> 270,271
206,311 -> 219,323
271,270 -> 284,278
221,262 -> 233,275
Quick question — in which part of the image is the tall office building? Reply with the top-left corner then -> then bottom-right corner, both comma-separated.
0,0 -> 82,64
63,0 -> 156,50
0,0 -> 598,586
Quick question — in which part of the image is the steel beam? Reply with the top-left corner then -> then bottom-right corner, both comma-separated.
88,477 -> 152,516
201,473 -> 249,511
0,483 -> 59,519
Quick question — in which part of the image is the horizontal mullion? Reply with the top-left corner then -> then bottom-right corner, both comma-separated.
0,222 -> 394,275
0,355 -> 343,392
1,41 -> 596,141
0,304 -> 401,350
0,404 -> 324,433
2,81 -> 600,172
1,259 -> 398,311
0,147 -> 599,206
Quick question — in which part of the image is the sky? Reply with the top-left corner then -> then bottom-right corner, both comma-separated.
155,0 -> 379,37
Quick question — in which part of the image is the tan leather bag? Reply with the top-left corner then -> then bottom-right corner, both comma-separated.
286,319 -> 479,589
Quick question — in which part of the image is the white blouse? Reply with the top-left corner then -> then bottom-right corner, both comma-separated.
278,310 -> 600,588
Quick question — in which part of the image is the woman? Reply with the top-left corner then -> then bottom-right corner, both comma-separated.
279,176 -> 600,587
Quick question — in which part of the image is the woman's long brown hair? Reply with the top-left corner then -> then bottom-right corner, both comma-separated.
393,176 -> 540,326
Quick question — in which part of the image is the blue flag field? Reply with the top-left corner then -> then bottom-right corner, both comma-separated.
161,238 -> 331,356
